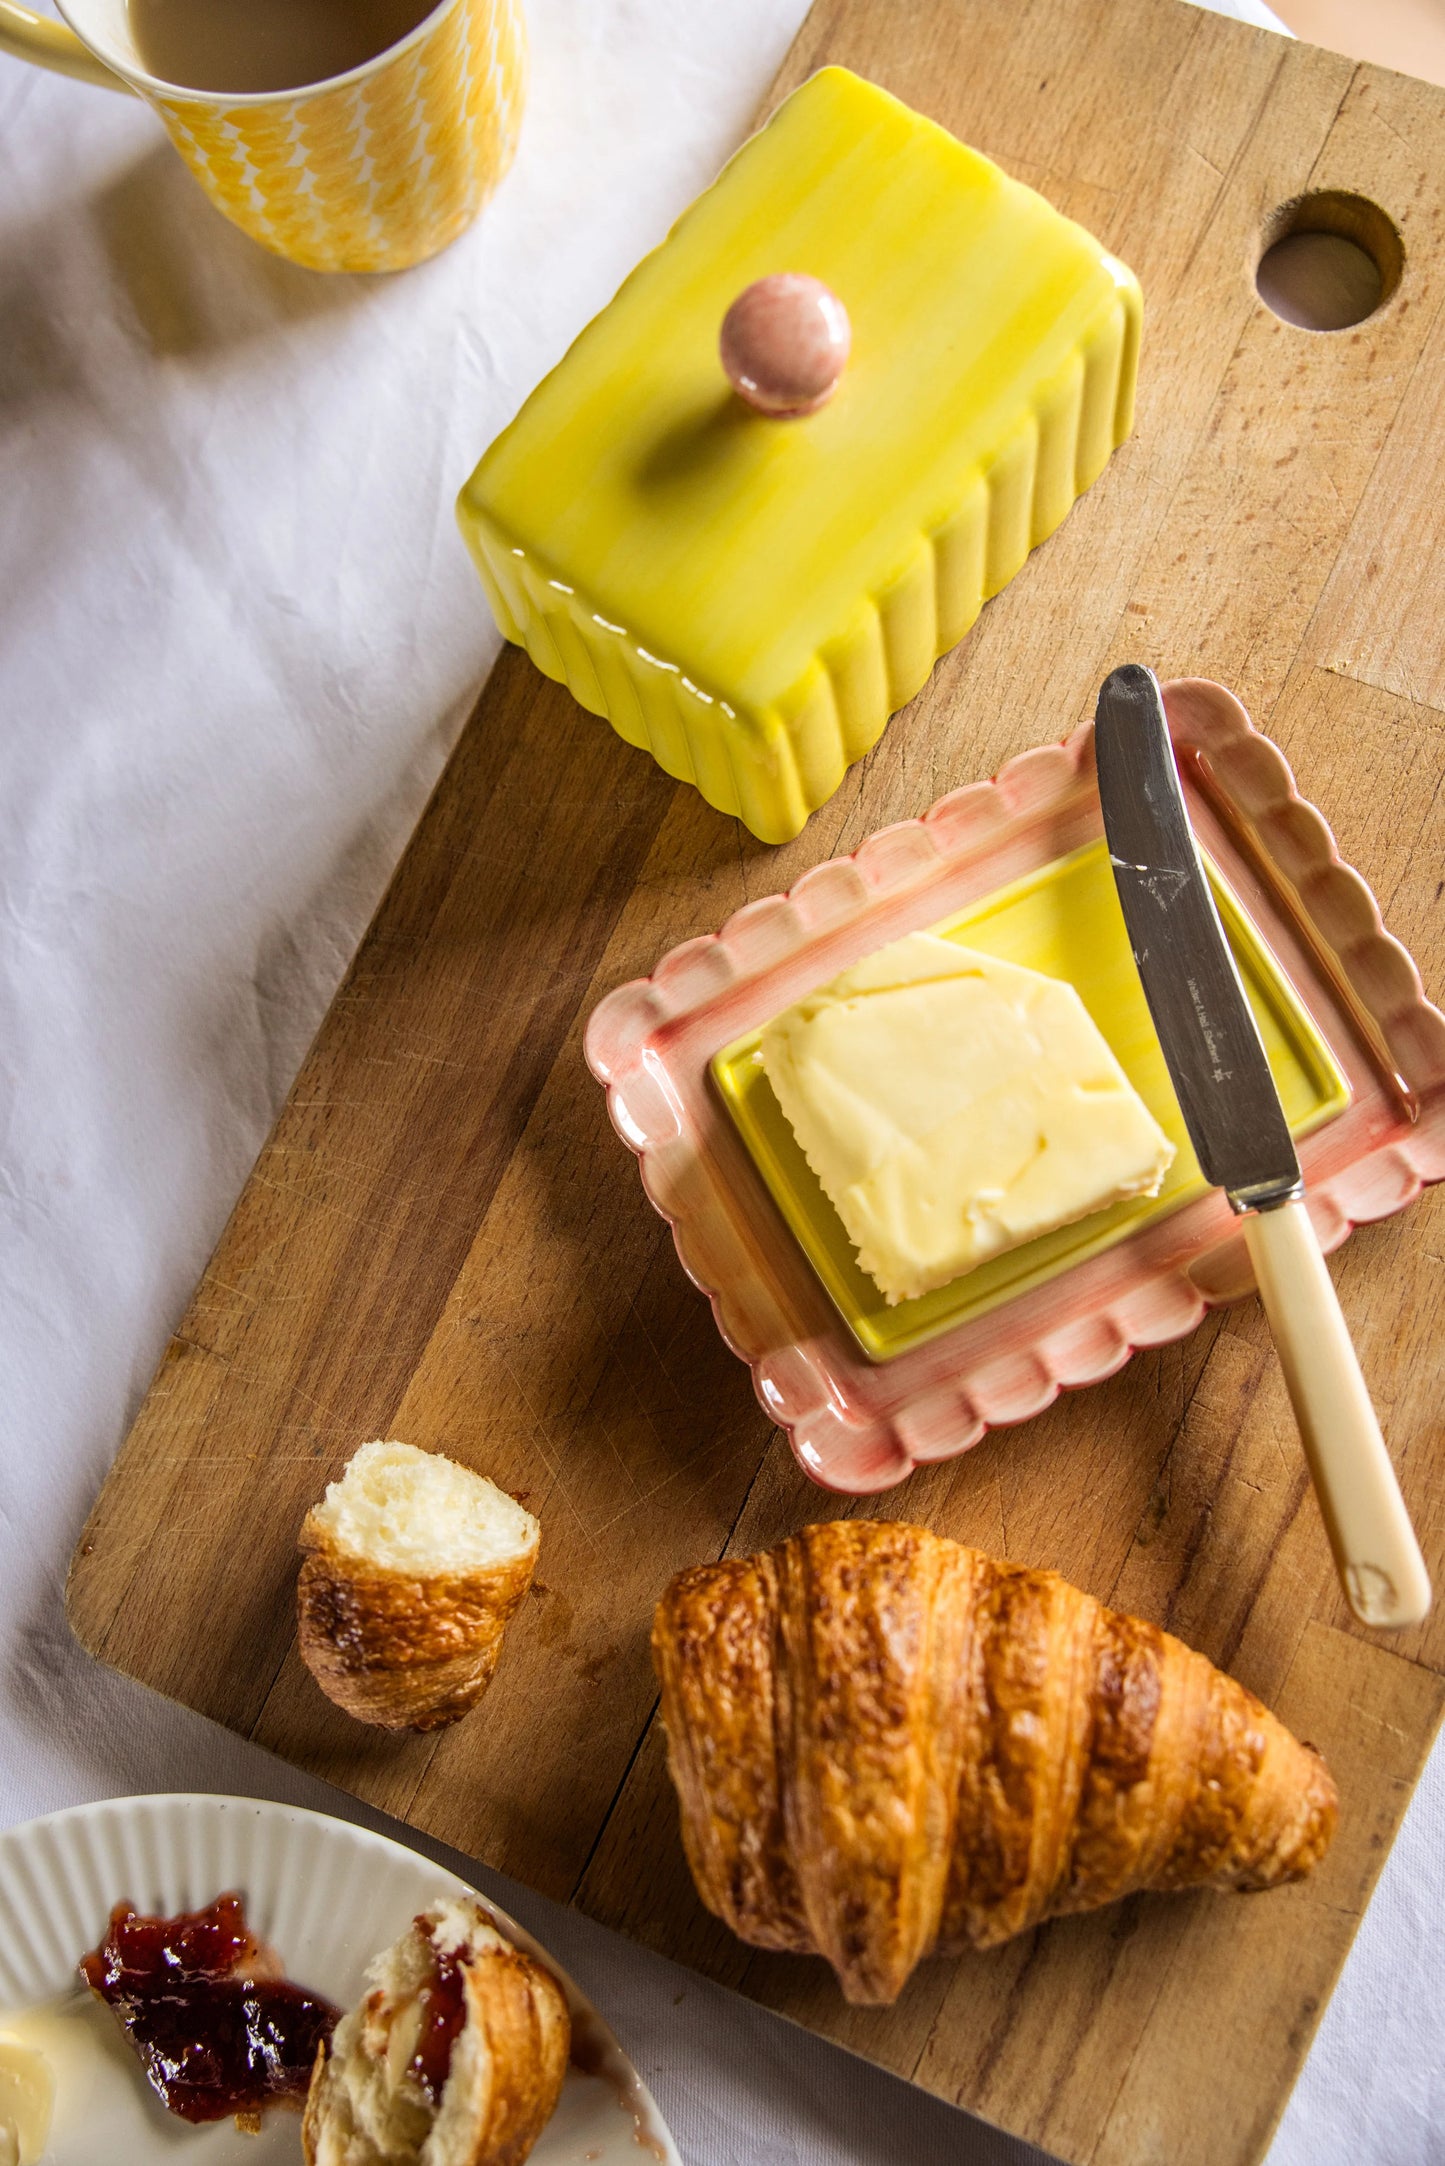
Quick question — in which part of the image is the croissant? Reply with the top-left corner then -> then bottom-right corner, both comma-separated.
298,1441 -> 539,1732
653,1521 -> 1337,2005
302,1896 -> 569,2166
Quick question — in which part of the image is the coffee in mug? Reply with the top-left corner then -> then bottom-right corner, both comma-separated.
127,0 -> 441,95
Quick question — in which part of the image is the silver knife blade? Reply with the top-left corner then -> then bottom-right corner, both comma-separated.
1093,664 -> 1300,1211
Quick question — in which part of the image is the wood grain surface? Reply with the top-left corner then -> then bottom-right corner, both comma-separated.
68,2 -> 1445,2160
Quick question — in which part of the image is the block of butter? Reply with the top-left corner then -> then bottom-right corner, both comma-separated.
761,933 -> 1174,1304
457,66 -> 1141,844
0,2036 -> 53,2166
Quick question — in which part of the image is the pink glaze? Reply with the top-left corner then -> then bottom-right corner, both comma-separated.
719,274 -> 851,416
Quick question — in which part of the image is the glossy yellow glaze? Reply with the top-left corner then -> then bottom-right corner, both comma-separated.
712,841 -> 1352,1359
458,66 -> 1141,840
0,5 -> 128,91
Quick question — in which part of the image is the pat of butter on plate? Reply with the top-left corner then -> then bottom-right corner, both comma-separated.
0,2036 -> 53,2166
761,933 -> 1174,1305
711,839 -> 1352,1361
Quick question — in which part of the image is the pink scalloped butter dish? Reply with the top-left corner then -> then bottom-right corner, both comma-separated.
584,679 -> 1445,1493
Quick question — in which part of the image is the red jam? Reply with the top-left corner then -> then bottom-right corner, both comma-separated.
406,1917 -> 469,2106
80,1893 -> 339,2125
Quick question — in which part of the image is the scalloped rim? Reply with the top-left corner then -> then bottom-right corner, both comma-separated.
584,679 -> 1445,1493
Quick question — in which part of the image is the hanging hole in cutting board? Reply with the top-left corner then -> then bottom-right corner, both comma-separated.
1256,189 -> 1403,330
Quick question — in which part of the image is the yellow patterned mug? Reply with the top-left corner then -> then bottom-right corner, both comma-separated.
0,0 -> 526,272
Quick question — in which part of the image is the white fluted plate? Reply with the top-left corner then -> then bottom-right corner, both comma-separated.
0,1793 -> 680,2166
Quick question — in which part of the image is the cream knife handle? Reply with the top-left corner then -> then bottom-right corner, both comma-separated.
1243,1198 -> 1430,1630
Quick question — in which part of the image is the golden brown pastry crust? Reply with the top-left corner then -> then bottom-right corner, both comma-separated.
453,1941 -> 570,2166
301,1914 -> 569,2166
297,1527 -> 537,1733
653,1522 -> 1338,2004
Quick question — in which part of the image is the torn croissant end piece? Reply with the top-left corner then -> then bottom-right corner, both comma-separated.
653,1521 -> 1339,2006
297,1441 -> 540,1733
302,1897 -> 570,2166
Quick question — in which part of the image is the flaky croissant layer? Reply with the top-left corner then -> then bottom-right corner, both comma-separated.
297,1442 -> 540,1733
653,1522 -> 1337,2005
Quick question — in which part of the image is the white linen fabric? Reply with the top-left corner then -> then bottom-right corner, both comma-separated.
3,1 -> 1439,2162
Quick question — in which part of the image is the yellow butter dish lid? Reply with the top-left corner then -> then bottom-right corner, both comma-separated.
457,66 -> 1141,843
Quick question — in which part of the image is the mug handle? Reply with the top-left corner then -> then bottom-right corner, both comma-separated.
0,1 -> 136,89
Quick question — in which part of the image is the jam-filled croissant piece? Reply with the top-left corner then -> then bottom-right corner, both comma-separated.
653,1521 -> 1337,2005
302,1898 -> 568,2166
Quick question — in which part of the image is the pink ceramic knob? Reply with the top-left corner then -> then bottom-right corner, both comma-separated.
720,274 -> 851,417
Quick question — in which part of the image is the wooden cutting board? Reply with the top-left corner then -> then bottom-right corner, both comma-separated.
69,2 -> 1445,2159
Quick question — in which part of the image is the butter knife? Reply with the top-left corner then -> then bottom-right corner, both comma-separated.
1094,662 -> 1430,1630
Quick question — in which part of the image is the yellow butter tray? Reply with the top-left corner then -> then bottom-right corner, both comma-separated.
711,838 -> 1350,1361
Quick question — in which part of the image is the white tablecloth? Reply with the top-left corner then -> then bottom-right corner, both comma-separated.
3,2 -> 1441,2160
